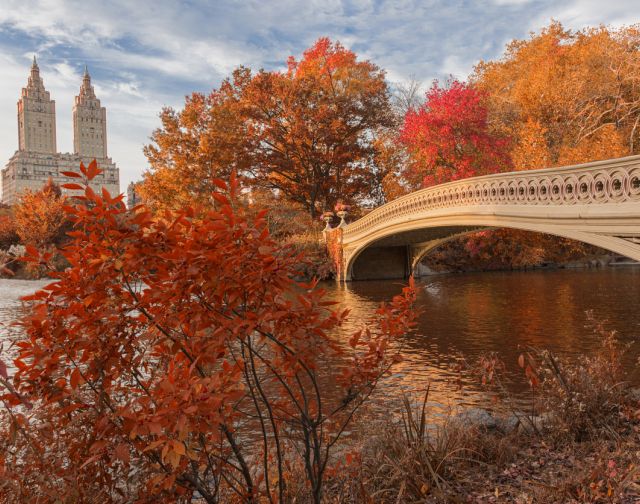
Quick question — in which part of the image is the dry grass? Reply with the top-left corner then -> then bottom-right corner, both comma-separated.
535,311 -> 632,442
310,390 -> 521,503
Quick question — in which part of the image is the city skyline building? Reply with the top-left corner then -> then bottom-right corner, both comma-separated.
1,57 -> 120,205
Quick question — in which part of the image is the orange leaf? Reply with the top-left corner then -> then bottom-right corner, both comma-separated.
172,440 -> 186,456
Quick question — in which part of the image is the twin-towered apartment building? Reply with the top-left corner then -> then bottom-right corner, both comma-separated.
1,57 -> 120,204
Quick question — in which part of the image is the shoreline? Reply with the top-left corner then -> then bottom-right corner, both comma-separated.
416,254 -> 640,278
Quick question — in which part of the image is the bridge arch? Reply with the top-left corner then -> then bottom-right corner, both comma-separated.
341,156 -> 640,281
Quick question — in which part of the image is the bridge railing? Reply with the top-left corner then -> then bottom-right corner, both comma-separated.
343,155 -> 640,241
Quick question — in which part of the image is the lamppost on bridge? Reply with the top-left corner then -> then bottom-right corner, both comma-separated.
335,203 -> 350,228
321,211 -> 335,232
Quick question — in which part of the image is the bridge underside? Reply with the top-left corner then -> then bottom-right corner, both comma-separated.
349,226 -> 483,280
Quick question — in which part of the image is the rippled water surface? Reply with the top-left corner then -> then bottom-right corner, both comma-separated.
0,279 -> 50,362
324,267 -> 640,415
1,270 -> 639,416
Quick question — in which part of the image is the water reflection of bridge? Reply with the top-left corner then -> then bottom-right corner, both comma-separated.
341,156 -> 640,281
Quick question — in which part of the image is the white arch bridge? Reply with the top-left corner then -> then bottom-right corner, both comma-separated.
339,155 -> 640,281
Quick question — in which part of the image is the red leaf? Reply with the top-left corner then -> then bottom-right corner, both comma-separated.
211,179 -> 227,190
70,368 -> 82,389
62,183 -> 84,190
212,193 -> 230,206
25,245 -> 39,258
60,171 -> 82,178
86,160 -> 101,180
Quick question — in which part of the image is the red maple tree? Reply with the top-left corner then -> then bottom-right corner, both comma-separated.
400,80 -> 512,188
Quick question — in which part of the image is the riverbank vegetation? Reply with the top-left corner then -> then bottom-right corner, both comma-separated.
0,165 -> 638,503
311,313 -> 640,503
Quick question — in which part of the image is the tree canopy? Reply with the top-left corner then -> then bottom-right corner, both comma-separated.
474,22 -> 640,168
400,80 -> 512,188
142,38 -> 393,217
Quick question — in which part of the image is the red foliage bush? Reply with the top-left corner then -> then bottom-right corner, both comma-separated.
0,161 -> 416,503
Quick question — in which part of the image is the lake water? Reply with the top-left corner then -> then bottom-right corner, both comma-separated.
324,267 -> 640,415
1,269 -> 639,416
0,279 -> 50,357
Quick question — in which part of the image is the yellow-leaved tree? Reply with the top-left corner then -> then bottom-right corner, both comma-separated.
474,22 -> 640,168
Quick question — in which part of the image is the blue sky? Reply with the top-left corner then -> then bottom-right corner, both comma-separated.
0,0 -> 638,190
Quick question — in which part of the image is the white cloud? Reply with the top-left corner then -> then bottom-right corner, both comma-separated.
0,53 -> 27,163
530,0 -> 640,29
490,0 -> 537,5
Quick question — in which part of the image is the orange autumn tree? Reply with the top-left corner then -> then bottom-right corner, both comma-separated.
0,214 -> 18,250
13,178 -> 69,249
141,68 -> 253,211
0,161 -> 416,503
511,118 -> 551,171
142,38 -> 393,218
474,22 -> 640,168
242,38 -> 393,217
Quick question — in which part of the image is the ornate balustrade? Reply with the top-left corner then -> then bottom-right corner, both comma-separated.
343,156 -> 640,243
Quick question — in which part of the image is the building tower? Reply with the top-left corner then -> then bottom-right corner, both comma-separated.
72,66 -> 107,159
17,56 -> 57,153
2,59 -> 120,205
